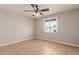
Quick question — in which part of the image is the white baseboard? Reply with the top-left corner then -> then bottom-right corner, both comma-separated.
0,37 -> 79,48
35,37 -> 79,47
0,37 -> 34,47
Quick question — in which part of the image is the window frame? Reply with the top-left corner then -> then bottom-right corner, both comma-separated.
43,16 -> 58,33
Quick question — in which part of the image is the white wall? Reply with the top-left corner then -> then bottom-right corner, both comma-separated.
35,9 -> 79,45
0,8 -> 79,46
0,9 -> 34,44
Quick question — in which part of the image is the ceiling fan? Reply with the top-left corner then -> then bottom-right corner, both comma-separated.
24,4 -> 49,16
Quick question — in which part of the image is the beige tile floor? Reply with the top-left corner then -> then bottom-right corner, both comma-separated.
0,38 -> 79,55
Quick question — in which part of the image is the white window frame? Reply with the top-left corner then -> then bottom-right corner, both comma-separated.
43,17 -> 58,33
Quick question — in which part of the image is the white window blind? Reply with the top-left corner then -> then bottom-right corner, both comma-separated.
44,17 -> 58,33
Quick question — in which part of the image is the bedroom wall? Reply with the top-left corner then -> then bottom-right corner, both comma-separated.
35,9 -> 79,45
0,9 -> 34,45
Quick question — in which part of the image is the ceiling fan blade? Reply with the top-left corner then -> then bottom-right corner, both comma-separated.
31,4 -> 35,8
40,8 -> 49,12
36,5 -> 39,10
40,12 -> 44,15
24,10 -> 34,12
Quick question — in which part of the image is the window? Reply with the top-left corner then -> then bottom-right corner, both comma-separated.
44,17 -> 58,33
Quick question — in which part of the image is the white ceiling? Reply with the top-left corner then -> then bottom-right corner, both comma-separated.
0,4 -> 79,19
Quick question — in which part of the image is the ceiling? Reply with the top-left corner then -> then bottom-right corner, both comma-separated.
0,4 -> 79,19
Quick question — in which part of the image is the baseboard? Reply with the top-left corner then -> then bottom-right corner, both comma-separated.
0,37 -> 34,47
35,37 -> 79,47
1,37 -> 79,48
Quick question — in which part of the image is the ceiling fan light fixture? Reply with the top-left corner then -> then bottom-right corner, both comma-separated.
33,12 -> 36,15
33,12 -> 40,16
36,12 -> 40,16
